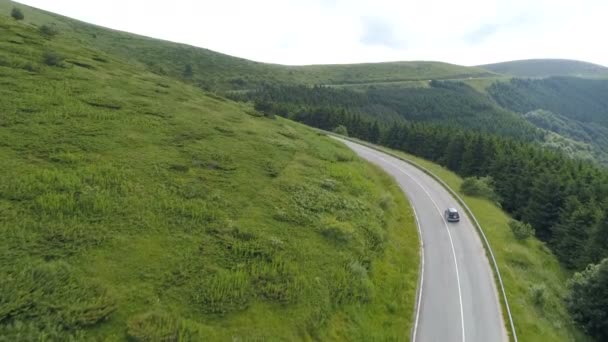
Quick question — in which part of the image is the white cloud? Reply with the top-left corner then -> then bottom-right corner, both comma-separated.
16,0 -> 608,66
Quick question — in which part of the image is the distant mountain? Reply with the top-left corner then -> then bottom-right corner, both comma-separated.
479,59 -> 608,78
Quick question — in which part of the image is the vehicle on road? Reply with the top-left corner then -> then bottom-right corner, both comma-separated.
445,208 -> 460,222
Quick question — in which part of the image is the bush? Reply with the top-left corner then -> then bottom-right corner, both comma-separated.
509,220 -> 535,240
320,219 -> 354,245
39,24 -> 58,38
253,100 -> 275,119
379,192 -> 394,211
460,176 -> 500,203
333,125 -> 348,136
567,259 -> 608,340
530,283 -> 546,307
43,51 -> 64,67
11,7 -> 24,20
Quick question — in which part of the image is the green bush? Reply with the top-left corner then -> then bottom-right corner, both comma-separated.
253,100 -> 274,118
530,283 -> 546,307
460,176 -> 500,203
509,220 -> 535,240
333,125 -> 348,136
43,51 -> 64,67
379,192 -> 394,211
39,24 -> 59,38
11,7 -> 24,20
567,259 -> 608,340
320,219 -> 354,245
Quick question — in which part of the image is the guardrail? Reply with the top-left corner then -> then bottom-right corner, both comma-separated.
327,132 -> 518,342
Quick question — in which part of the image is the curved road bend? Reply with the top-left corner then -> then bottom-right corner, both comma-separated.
337,138 -> 507,342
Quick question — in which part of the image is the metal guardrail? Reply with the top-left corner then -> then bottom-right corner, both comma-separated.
329,133 -> 518,342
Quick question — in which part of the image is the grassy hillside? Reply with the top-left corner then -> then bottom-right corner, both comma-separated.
479,59 -> 608,78
0,11 -> 420,340
0,1 -> 495,90
362,143 -> 590,341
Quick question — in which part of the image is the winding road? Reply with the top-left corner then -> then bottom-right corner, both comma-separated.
337,138 -> 507,342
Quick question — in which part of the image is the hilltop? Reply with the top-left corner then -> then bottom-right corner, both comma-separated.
0,1 -> 495,90
479,59 -> 608,78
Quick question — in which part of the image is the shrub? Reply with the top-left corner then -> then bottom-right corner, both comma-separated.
333,125 -> 348,136
11,7 -> 24,20
566,259 -> 608,340
379,192 -> 394,211
263,160 -> 279,177
320,219 -> 354,245
39,24 -> 58,38
530,283 -> 546,307
460,176 -> 500,203
509,220 -> 535,240
43,51 -> 64,67
335,152 -> 353,162
253,100 -> 275,118
182,64 -> 193,78
320,178 -> 338,191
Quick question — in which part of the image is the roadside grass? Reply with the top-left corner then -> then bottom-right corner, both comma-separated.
369,146 -> 590,341
0,14 -> 420,340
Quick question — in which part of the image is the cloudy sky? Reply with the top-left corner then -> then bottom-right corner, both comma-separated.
17,0 -> 608,66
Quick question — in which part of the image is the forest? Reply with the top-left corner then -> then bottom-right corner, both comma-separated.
231,81 -> 541,140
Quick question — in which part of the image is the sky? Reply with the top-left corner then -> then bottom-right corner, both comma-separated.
16,0 -> 608,66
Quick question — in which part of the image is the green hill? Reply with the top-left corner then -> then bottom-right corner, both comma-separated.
0,1 -> 495,90
0,8 -> 420,341
479,59 -> 608,78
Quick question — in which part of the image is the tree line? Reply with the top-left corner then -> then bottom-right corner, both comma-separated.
230,82 -> 541,140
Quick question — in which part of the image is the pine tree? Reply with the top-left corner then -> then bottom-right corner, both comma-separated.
523,172 -> 565,241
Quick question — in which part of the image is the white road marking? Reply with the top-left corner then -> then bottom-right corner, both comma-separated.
410,201 -> 424,342
377,155 -> 466,342
352,143 -> 466,342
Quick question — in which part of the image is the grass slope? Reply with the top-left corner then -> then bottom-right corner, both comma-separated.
1,1 -> 495,90
0,12 -> 420,340
479,59 -> 608,78
368,145 -> 590,341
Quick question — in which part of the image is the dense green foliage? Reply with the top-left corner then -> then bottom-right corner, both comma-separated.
509,220 -> 535,240
489,77 -> 608,126
480,59 -> 608,78
460,176 -> 500,203
235,82 -> 540,140
567,258 -> 608,340
489,77 -> 608,164
0,12 -> 420,340
9,6 -> 22,20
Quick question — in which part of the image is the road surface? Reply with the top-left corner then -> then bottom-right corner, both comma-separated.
338,138 -> 507,342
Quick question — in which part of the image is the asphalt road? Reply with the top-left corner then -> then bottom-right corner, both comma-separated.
338,138 -> 507,342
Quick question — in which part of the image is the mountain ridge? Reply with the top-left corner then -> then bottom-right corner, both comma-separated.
479,58 -> 608,78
